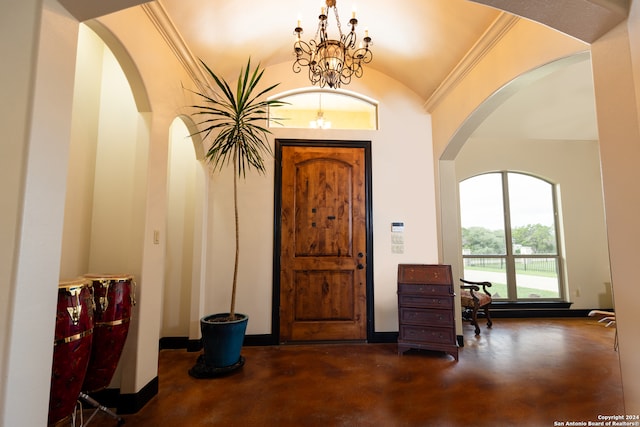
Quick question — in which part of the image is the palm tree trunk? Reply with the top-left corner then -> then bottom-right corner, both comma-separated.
230,155 -> 239,320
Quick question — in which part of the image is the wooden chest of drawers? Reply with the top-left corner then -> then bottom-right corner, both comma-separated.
397,264 -> 458,361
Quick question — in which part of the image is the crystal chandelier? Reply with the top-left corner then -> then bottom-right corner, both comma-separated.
293,0 -> 372,89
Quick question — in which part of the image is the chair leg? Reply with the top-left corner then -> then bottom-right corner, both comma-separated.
471,305 -> 480,335
484,306 -> 492,328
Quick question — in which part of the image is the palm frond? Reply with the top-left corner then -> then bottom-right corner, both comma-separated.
190,58 -> 288,176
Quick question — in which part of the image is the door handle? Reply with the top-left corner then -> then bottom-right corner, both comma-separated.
357,263 -> 365,270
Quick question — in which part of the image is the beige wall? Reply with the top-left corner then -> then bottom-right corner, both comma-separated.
0,1 -> 42,414
59,24 -> 102,278
590,3 -> 640,413
87,44 -> 147,277
1,0 -> 79,424
61,25 -> 146,280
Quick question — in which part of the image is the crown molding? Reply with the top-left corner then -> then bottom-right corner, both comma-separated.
141,1 -> 209,91
424,12 -> 519,112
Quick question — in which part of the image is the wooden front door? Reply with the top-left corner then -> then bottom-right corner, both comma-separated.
279,144 -> 367,342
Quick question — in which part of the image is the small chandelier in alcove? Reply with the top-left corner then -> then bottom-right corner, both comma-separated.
309,93 -> 332,129
293,0 -> 373,89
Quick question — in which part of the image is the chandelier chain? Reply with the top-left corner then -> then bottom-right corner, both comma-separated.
333,6 -> 344,40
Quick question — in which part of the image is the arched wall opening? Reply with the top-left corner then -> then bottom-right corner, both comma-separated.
440,52 -> 611,316
163,116 -> 208,342
59,23 -> 151,391
433,6 -> 640,410
441,54 -> 593,160
452,55 -> 611,310
438,48 -> 616,389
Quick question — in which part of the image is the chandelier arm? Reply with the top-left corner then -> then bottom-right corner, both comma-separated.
309,66 -> 323,87
343,31 -> 357,50
293,39 -> 319,73
293,40 -> 312,57
339,72 -> 352,87
351,47 -> 373,65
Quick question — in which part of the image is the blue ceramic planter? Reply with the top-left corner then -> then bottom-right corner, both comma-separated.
200,313 -> 248,368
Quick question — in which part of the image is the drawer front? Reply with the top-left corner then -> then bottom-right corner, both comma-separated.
398,264 -> 452,285
398,283 -> 452,296
399,325 -> 455,345
400,307 -> 453,327
398,294 -> 453,309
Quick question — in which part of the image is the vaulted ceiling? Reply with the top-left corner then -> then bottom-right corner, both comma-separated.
159,0 -> 500,102
59,0 -> 630,141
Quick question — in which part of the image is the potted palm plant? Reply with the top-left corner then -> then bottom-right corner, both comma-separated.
187,58 -> 284,378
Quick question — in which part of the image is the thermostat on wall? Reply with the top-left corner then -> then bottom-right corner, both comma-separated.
391,222 -> 404,232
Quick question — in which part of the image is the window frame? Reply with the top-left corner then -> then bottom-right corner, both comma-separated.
460,171 -> 565,302
268,88 -> 379,130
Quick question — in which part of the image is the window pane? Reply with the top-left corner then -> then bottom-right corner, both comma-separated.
515,257 -> 561,299
460,174 -> 506,255
507,173 -> 557,255
462,258 -> 507,299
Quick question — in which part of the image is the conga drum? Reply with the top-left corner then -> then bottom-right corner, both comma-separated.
48,278 -> 94,425
82,274 -> 135,392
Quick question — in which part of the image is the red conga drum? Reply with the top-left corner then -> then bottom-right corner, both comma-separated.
82,274 -> 135,392
48,278 -> 94,425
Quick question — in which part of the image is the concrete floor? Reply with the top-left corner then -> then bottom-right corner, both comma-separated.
76,318 -> 623,427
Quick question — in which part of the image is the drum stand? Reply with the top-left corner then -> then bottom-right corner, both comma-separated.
75,392 -> 125,426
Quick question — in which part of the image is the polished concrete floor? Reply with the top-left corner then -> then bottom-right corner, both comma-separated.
83,318 -> 623,427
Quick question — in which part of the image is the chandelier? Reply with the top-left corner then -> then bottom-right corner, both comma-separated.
293,0 -> 372,89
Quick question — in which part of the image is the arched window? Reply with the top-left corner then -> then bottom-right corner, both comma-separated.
459,172 -> 563,301
269,89 -> 378,130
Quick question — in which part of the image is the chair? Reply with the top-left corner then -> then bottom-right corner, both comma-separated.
460,278 -> 493,335
588,310 -> 618,350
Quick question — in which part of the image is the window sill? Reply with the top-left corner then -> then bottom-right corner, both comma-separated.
489,301 -> 590,318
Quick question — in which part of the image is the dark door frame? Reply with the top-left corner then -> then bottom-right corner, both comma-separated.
271,139 -> 375,343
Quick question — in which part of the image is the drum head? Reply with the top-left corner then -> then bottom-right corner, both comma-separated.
84,273 -> 133,282
59,277 -> 91,290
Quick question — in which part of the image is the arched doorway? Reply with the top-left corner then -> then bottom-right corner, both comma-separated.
163,117 -> 208,347
439,54 -> 613,351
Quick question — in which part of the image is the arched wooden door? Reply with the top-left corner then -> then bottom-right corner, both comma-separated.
277,141 -> 370,342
